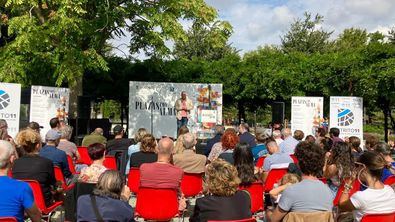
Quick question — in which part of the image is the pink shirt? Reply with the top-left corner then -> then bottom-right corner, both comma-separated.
181,101 -> 187,117
140,162 -> 183,190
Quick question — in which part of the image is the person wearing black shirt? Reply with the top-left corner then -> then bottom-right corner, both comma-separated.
129,134 -> 157,168
106,125 -> 132,153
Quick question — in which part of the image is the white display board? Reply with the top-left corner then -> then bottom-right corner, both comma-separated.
30,86 -> 70,138
330,96 -> 363,141
0,82 -> 21,138
291,97 -> 324,137
129,81 -> 223,139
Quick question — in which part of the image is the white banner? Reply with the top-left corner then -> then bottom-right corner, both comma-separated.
129,81 -> 223,139
0,82 -> 21,138
330,96 -> 363,141
30,86 -> 70,138
291,97 -> 324,137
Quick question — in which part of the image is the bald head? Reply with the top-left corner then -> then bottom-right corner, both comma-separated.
94,128 -> 103,135
0,140 -> 15,169
282,128 -> 292,138
157,137 -> 174,155
267,141 -> 280,154
273,130 -> 282,138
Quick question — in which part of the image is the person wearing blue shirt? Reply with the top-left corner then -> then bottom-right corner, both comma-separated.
373,142 -> 395,182
0,140 -> 41,222
279,128 -> 299,154
251,131 -> 269,163
39,129 -> 72,180
238,123 -> 257,148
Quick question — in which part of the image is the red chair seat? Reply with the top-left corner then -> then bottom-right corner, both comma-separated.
239,182 -> 264,213
127,167 -> 140,194
77,146 -> 92,165
255,156 -> 266,168
264,168 -> 288,192
180,173 -> 203,198
103,156 -> 117,170
361,211 -> 395,222
333,180 -> 361,206
54,166 -> 75,191
384,175 -> 395,186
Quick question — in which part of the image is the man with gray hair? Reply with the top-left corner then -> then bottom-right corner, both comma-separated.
0,140 -> 41,221
262,140 -> 294,182
58,125 -> 80,160
273,129 -> 283,145
173,132 -> 207,174
279,128 -> 299,154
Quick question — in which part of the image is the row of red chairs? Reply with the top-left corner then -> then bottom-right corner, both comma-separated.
73,146 -> 117,170
255,154 -> 298,168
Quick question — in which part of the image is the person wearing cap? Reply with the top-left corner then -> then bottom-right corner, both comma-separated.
106,125 -> 132,153
27,121 -> 43,133
39,129 -> 73,182
81,128 -> 107,147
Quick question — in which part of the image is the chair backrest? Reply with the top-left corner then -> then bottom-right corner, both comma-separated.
361,211 -> 395,222
54,166 -> 67,188
135,187 -> 179,220
282,211 -> 334,222
208,218 -> 256,222
77,146 -> 92,165
127,167 -> 140,194
289,154 -> 298,164
255,156 -> 266,168
180,172 -> 203,197
333,179 -> 361,206
384,175 -> 395,186
7,169 -> 12,178
318,178 -> 327,184
21,180 -> 47,211
66,155 -> 77,174
239,182 -> 264,213
0,217 -> 18,221
264,168 -> 288,192
103,156 -> 117,170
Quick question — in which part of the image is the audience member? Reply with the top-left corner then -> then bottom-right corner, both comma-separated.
205,125 -> 224,156
293,130 -> 304,141
57,125 -> 79,160
27,121 -> 43,134
329,127 -> 343,147
234,142 -> 260,186
305,135 -> 315,143
262,141 -> 293,181
273,130 -> 283,145
315,127 -> 327,145
173,133 -> 206,174
323,142 -> 354,196
238,123 -> 256,148
269,173 -> 301,203
348,136 -> 362,161
208,128 -> 238,162
251,130 -> 269,162
79,143 -> 107,183
190,159 -> 252,221
218,130 -> 240,164
339,151 -> 395,221
77,170 -> 134,222
39,129 -> 72,181
49,117 -> 60,130
129,134 -> 158,168
12,129 -> 57,206
0,140 -> 41,222
268,142 -> 333,222
279,128 -> 299,154
82,128 -> 107,147
374,142 -> 395,181
0,119 -> 13,143
106,125 -> 131,153
365,134 -> 379,151
126,128 -> 148,174
319,137 -> 333,154
173,125 -> 189,154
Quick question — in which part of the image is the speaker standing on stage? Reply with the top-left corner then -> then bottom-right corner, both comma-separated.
175,91 -> 193,133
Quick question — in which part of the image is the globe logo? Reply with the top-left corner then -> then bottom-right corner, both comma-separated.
337,108 -> 354,126
0,90 -> 11,110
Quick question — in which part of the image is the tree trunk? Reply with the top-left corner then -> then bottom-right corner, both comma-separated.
68,76 -> 83,119
383,100 -> 390,143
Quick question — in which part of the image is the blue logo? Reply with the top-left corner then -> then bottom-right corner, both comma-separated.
0,90 -> 10,110
337,108 -> 354,126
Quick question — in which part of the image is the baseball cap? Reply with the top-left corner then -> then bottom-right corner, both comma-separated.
113,125 -> 124,134
28,122 -> 44,131
45,129 -> 61,141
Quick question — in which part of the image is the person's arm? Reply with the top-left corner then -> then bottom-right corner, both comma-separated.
174,100 -> 182,111
323,164 -> 337,179
25,204 -> 42,222
338,181 -> 357,212
261,171 -> 269,183
269,183 -> 291,200
267,206 -> 288,222
61,154 -> 72,178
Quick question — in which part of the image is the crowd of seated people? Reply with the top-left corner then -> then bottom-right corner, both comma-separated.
1,116 -> 395,222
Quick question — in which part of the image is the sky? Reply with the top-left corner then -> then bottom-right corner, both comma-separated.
110,0 -> 395,58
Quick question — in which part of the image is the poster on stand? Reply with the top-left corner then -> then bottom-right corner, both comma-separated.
30,86 -> 70,138
129,81 -> 223,139
291,97 -> 324,137
0,82 -> 21,138
330,96 -> 363,141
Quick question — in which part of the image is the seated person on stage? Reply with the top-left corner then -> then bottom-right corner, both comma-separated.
39,129 -> 73,183
173,132 -> 207,174
79,143 -> 107,183
106,125 -> 132,153
339,151 -> 395,222
77,170 -> 134,222
0,140 -> 41,222
279,128 -> 299,154
267,142 -> 333,222
12,129 -> 58,207
126,128 -> 148,174
262,141 -> 294,182
129,134 -> 158,168
140,137 -> 186,210
190,159 -> 252,222
81,128 -> 107,147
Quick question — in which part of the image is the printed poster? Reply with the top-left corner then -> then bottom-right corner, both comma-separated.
291,97 -> 324,137
0,82 -> 21,138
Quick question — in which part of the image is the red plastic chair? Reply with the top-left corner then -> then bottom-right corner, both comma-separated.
239,182 -> 264,214
103,156 -> 117,170
77,146 -> 92,165
333,180 -> 361,206
264,168 -> 288,192
209,218 -> 256,222
54,166 -> 75,191
127,167 -> 140,194
21,180 -> 63,221
66,155 -> 77,174
289,154 -> 298,164
135,187 -> 179,221
384,175 -> 395,186
255,156 -> 266,168
0,217 -> 17,221
360,211 -> 395,222
180,173 -> 203,198
7,169 -> 12,178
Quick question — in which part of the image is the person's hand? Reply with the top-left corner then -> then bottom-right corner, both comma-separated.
121,185 -> 131,201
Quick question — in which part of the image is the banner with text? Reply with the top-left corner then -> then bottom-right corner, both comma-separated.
291,97 -> 324,137
30,86 -> 70,138
129,81 -> 223,139
330,96 -> 363,141
0,82 -> 21,138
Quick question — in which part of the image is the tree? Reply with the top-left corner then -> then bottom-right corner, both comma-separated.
281,12 -> 333,54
